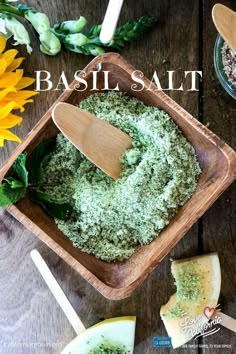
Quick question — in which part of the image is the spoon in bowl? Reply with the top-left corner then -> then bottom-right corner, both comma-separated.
52,102 -> 132,180
212,3 -> 236,52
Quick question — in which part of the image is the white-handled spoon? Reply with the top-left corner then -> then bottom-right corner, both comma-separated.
30,250 -> 136,354
30,249 -> 85,335
100,0 -> 124,43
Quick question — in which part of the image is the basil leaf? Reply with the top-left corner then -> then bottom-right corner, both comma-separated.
4,177 -> 24,189
27,138 -> 56,184
0,183 -> 26,207
29,189 -> 73,220
13,153 -> 28,187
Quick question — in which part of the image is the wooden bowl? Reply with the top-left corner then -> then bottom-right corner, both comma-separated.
1,53 -> 235,300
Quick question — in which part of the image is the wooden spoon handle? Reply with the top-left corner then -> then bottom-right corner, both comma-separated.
30,249 -> 85,336
100,0 -> 124,43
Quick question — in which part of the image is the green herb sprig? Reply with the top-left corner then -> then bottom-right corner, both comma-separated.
54,15 -> 158,56
0,152 -> 27,207
0,138 -> 73,220
0,1 -> 157,56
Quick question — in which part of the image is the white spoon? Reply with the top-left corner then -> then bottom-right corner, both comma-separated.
100,0 -> 124,44
30,249 -> 85,335
30,250 -> 136,354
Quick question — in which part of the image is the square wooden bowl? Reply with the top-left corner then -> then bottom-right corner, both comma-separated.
1,53 -> 235,300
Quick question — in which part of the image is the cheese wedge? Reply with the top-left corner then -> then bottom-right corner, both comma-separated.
62,316 -> 136,354
160,253 -> 221,348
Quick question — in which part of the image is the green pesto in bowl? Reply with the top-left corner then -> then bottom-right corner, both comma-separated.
41,92 -> 201,262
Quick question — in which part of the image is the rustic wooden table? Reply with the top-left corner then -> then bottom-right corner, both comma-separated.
0,0 -> 235,353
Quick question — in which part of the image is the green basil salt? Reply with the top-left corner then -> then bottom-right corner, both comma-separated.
175,261 -> 203,300
165,261 -> 206,318
164,302 -> 185,319
88,343 -> 126,354
42,92 -> 201,262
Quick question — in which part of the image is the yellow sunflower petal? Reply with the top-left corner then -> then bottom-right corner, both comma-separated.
6,57 -> 25,72
0,101 -> 16,119
0,49 -> 18,67
0,69 -> 23,88
0,87 -> 17,101
8,113 -> 23,125
0,36 -> 6,55
4,90 -> 38,101
0,101 -> 25,112
13,99 -> 33,111
15,77 -> 35,90
0,99 -> 33,111
0,128 -> 21,143
0,114 -> 23,128
0,38 -> 39,148
0,59 -> 7,76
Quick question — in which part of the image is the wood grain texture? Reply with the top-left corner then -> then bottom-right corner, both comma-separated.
0,1 -> 235,354
202,0 -> 236,353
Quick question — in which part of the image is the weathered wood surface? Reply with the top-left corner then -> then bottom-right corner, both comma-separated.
0,0 -> 235,353
201,1 -> 236,354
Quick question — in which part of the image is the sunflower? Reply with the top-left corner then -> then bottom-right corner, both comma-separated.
0,35 -> 38,147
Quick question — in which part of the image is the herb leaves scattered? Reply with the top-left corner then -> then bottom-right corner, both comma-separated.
0,182 -> 26,207
0,152 -> 28,207
4,177 -> 24,189
0,138 -> 73,220
27,138 -> 56,184
13,152 -> 28,187
29,190 -> 74,220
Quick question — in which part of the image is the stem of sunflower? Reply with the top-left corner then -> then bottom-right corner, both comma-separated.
0,4 -> 24,17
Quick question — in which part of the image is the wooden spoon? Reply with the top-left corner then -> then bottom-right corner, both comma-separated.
212,4 -> 236,52
52,102 -> 132,180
